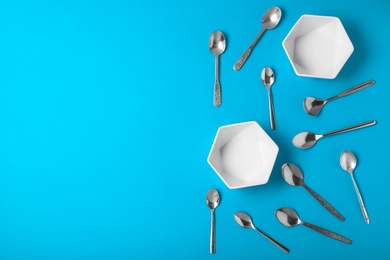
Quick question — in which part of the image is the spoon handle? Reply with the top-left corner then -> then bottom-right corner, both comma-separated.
302,184 -> 345,221
233,27 -> 266,71
351,174 -> 370,224
268,90 -> 276,130
210,209 -> 216,254
253,226 -> 290,253
214,55 -> 221,107
303,222 -> 352,244
322,120 -> 376,138
328,80 -> 375,101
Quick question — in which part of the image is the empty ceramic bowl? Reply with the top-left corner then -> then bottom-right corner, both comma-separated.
282,15 -> 354,79
207,121 -> 279,189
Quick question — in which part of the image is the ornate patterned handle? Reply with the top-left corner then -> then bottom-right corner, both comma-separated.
303,222 -> 352,244
233,49 -> 251,71
303,184 -> 345,221
214,82 -> 221,107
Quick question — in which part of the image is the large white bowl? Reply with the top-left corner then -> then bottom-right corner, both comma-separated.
282,15 -> 354,79
207,121 -> 279,189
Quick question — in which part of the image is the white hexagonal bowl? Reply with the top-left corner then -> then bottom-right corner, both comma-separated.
207,121 -> 279,189
282,15 -> 354,79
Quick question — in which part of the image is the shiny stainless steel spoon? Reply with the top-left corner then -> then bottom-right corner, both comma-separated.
340,151 -> 370,224
276,208 -> 352,244
304,80 -> 375,116
233,7 -> 282,71
293,120 -> 376,149
234,212 -> 289,253
208,31 -> 226,107
261,67 -> 276,130
206,188 -> 220,254
281,163 -> 344,221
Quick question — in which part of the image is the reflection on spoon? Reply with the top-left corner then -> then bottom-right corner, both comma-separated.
234,212 -> 289,253
233,7 -> 282,71
293,120 -> 376,149
281,163 -> 344,221
340,150 -> 370,224
304,80 -> 375,116
206,189 -> 220,254
275,208 -> 352,244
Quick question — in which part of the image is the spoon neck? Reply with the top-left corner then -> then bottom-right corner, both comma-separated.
214,55 -> 220,83
249,27 -> 266,50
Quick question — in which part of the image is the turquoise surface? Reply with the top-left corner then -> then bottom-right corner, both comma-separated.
0,0 -> 389,259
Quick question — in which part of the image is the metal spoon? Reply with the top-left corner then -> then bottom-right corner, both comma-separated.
293,120 -> 376,149
304,80 -> 375,116
281,163 -> 344,221
261,67 -> 276,130
340,151 -> 370,224
206,188 -> 220,254
233,7 -> 282,71
234,212 -> 289,253
276,208 -> 352,244
208,31 -> 226,107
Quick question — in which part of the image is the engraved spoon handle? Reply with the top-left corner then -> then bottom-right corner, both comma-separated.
302,184 -> 344,221
303,222 -> 352,244
328,80 -> 375,101
233,27 -> 266,71
322,120 -> 376,138
214,55 -> 221,107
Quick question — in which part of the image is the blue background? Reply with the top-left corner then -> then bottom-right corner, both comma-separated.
0,0 -> 389,259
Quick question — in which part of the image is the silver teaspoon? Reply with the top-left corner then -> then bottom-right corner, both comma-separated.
281,163 -> 344,221
261,67 -> 276,130
233,7 -> 282,71
293,120 -> 376,149
304,80 -> 375,116
340,151 -> 370,224
234,212 -> 289,253
206,189 -> 220,254
208,31 -> 226,107
276,208 -> 352,244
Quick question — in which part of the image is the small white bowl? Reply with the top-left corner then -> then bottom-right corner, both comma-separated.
207,121 -> 279,189
282,15 -> 354,79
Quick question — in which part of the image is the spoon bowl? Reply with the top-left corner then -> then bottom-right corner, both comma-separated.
234,212 -> 254,229
275,208 -> 301,227
209,31 -> 226,56
292,132 -> 320,149
206,189 -> 220,254
340,150 -> 357,174
262,7 -> 282,29
303,97 -> 327,116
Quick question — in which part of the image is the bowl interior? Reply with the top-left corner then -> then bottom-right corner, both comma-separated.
283,15 -> 354,79
208,122 -> 278,189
